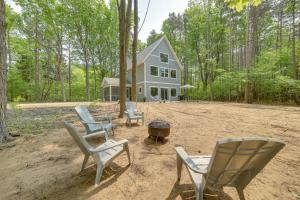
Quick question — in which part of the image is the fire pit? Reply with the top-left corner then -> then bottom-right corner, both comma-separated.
148,120 -> 170,141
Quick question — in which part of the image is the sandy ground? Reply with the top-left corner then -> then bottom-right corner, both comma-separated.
1,102 -> 300,200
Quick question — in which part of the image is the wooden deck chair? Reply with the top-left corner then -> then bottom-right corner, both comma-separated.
75,105 -> 114,135
175,137 -> 285,200
125,101 -> 144,127
63,121 -> 130,186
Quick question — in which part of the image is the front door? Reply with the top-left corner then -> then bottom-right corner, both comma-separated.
160,88 -> 169,100
126,87 -> 131,101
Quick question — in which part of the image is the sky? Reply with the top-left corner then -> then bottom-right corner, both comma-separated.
137,0 -> 189,42
5,0 -> 189,43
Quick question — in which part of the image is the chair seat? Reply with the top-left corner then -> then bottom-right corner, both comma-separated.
128,115 -> 143,120
186,155 -> 212,190
90,123 -> 113,133
96,140 -> 124,164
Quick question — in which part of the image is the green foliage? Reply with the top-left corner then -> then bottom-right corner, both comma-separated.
225,0 -> 262,11
7,0 -> 119,102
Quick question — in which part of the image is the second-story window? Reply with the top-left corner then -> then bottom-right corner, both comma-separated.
170,69 -> 177,78
150,66 -> 158,76
160,68 -> 169,78
160,53 -> 168,63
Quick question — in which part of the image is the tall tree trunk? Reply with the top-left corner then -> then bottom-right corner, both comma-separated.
6,28 -> 11,67
0,0 -> 9,143
34,17 -> 40,101
77,25 -> 90,101
118,0 -> 132,118
291,0 -> 298,80
56,37 -> 66,102
84,51 -> 90,101
245,5 -> 257,103
92,56 -> 97,100
131,0 -> 138,102
68,43 -> 72,101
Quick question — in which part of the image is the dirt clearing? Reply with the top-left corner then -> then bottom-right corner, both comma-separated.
1,102 -> 299,200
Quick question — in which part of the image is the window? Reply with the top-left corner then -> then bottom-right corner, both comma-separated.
170,69 -> 177,78
138,86 -> 142,94
160,68 -> 169,78
171,88 -> 177,97
160,53 -> 168,63
150,87 -> 158,97
150,66 -> 158,76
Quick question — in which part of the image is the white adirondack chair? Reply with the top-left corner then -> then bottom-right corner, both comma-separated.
63,121 -> 130,186
75,105 -> 114,135
125,101 -> 144,127
175,137 -> 285,200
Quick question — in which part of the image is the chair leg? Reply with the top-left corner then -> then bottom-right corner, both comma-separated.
81,155 -> 90,172
129,119 -> 131,127
236,187 -> 245,200
176,154 -> 183,182
95,164 -> 104,186
125,144 -> 131,164
142,117 -> 144,125
196,188 -> 203,200
111,126 -> 115,135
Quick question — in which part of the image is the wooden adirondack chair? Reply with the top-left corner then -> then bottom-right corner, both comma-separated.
125,101 -> 144,127
75,105 -> 114,135
175,137 -> 285,200
63,121 -> 130,186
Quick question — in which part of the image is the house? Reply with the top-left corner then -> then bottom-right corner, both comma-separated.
101,36 -> 183,101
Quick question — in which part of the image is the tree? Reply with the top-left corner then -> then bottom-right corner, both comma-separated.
131,0 -> 138,102
146,30 -> 163,45
244,5 -> 258,103
0,0 -> 9,143
117,0 -> 132,118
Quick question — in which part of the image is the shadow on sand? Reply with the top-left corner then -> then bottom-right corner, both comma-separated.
166,182 -> 233,200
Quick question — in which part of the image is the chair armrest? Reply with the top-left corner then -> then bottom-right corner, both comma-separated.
94,115 -> 112,123
175,147 -> 207,174
90,139 -> 129,153
82,130 -> 109,141
81,121 -> 104,125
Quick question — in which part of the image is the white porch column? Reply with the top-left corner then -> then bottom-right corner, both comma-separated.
109,86 -> 112,102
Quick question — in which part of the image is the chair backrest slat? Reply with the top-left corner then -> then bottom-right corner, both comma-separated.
63,121 -> 92,155
206,137 -> 285,190
75,106 -> 97,131
125,101 -> 137,113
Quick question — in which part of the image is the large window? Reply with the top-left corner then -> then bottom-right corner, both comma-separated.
160,53 -> 169,63
150,66 -> 158,76
171,88 -> 177,97
151,87 -> 158,97
160,68 -> 169,78
170,69 -> 177,78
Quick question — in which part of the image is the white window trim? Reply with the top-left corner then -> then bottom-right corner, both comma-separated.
160,87 -> 169,100
171,88 -> 177,97
137,81 -> 181,86
170,69 -> 177,79
160,52 -> 169,64
160,67 -> 169,78
150,54 -> 176,62
150,86 -> 159,97
150,65 -> 159,77
138,86 -> 142,94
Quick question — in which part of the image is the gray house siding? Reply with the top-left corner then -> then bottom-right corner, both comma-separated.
151,39 -> 176,60
102,36 -> 182,102
145,82 -> 180,101
137,82 -> 145,101
127,63 -> 144,83
143,39 -> 181,101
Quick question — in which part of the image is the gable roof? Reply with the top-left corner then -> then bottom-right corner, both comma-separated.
127,36 -> 183,71
101,77 -> 132,87
101,77 -> 119,87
